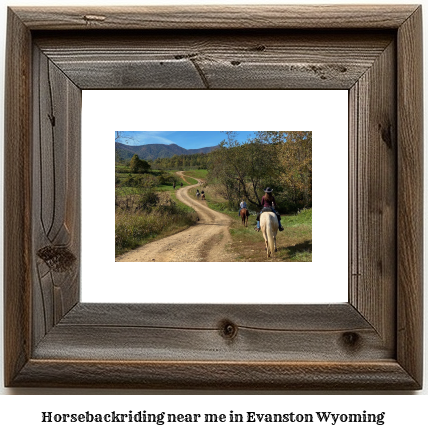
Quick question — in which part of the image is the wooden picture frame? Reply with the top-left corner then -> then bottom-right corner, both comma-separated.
4,5 -> 423,390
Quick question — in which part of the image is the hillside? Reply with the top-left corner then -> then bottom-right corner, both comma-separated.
115,142 -> 218,161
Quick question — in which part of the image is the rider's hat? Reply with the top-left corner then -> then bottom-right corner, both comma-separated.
264,187 -> 273,193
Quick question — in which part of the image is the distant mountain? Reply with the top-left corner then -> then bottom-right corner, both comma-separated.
115,142 -> 219,161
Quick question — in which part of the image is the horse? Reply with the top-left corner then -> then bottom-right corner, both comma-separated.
240,208 -> 249,227
260,211 -> 278,258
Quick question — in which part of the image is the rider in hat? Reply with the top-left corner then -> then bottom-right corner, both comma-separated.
255,187 -> 284,232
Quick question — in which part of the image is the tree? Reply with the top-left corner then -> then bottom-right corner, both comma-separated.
208,131 -> 312,212
129,154 -> 151,173
208,132 -> 279,208
259,131 -> 312,210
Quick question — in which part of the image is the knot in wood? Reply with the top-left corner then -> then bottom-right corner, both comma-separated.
37,245 -> 76,272
341,332 -> 361,350
219,320 -> 238,340
378,122 -> 393,149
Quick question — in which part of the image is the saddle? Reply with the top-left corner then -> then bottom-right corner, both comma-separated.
261,206 -> 274,213
257,207 -> 279,221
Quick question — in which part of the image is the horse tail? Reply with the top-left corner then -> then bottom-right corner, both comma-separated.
266,217 -> 275,257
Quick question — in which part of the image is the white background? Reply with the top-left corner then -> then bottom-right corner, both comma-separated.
0,0 -> 427,431
82,90 -> 348,304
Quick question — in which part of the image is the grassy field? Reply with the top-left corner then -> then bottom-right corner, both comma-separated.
181,169 -> 208,180
189,185 -> 312,262
115,166 -> 199,257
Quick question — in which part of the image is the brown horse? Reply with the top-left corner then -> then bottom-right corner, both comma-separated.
240,208 -> 250,227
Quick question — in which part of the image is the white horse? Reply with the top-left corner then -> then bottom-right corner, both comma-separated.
260,212 -> 278,258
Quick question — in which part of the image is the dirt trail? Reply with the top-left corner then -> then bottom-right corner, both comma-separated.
116,172 -> 236,262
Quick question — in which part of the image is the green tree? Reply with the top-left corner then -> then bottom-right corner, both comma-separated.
129,154 -> 151,173
259,131 -> 312,211
208,132 -> 279,208
207,131 -> 312,212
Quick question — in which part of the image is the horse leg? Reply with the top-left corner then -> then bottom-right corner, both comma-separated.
264,234 -> 269,257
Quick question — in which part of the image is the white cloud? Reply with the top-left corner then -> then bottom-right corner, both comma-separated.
117,131 -> 176,145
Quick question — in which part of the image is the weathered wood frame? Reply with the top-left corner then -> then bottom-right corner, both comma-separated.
4,5 -> 423,389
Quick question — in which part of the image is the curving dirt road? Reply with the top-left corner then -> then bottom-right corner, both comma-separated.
115,173 -> 237,262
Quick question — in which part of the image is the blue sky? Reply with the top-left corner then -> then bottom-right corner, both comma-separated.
115,131 -> 257,150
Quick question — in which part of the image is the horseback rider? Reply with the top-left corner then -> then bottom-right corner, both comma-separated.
255,187 -> 284,232
238,199 -> 247,216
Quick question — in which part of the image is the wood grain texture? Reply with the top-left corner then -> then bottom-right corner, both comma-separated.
3,8 -> 32,387
396,6 -> 423,387
12,361 -> 419,390
34,31 -> 393,90
3,5 -> 423,390
32,47 -> 81,348
349,40 -> 397,351
60,303 -> 371,329
33,304 -> 391,362
11,5 -> 419,30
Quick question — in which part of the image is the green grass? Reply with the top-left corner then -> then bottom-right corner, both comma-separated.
180,175 -> 199,186
283,208 -> 312,227
156,184 -> 179,192
116,172 -> 131,183
115,163 -> 130,173
197,187 -> 312,262
115,186 -> 142,197
182,169 -> 208,180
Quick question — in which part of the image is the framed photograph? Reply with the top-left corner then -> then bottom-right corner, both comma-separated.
4,5 -> 423,389
83,90 -> 347,305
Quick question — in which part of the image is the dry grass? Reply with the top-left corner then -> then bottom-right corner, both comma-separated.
115,193 -> 197,257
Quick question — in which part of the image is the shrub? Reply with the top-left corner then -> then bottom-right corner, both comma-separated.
137,191 -> 159,211
122,174 -> 137,187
